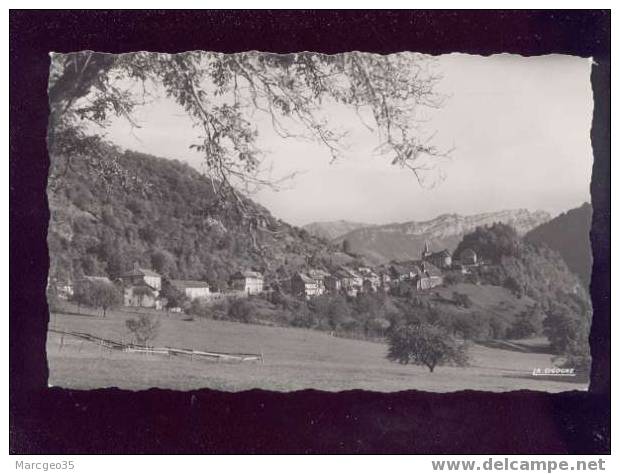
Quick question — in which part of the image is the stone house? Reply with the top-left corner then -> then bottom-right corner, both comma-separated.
168,279 -> 211,300
358,267 -> 381,292
389,262 -> 421,282
389,260 -> 444,292
324,270 -> 345,294
291,272 -> 321,298
414,262 -> 444,290
230,270 -> 264,295
308,269 -> 330,294
339,267 -> 364,296
116,266 -> 162,309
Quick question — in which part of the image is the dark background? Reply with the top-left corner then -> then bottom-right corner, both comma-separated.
10,10 -> 611,454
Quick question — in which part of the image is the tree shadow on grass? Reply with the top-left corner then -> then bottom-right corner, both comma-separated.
50,310 -> 101,319
476,339 -> 555,355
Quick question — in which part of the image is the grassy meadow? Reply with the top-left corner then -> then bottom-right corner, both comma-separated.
430,283 -> 536,320
47,307 -> 588,393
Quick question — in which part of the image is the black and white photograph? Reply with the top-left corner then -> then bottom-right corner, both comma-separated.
44,50 -> 595,393
9,7 -> 613,458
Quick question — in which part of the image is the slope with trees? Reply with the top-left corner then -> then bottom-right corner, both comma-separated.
454,223 -> 592,370
47,148 -> 346,286
525,202 -> 592,287
72,279 -> 122,317
47,50 -> 453,291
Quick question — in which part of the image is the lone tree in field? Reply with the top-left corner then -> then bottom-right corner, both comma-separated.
387,322 -> 469,373
73,279 -> 122,317
48,51 -> 449,212
125,314 -> 161,346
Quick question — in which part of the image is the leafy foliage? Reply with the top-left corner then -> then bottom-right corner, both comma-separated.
387,322 -> 469,372
546,314 -> 591,374
506,306 -> 544,340
160,283 -> 190,311
543,303 -> 591,367
454,223 -> 521,264
525,202 -> 592,287
125,314 -> 161,346
73,279 -> 122,317
454,223 -> 592,364
342,239 -> 352,254
443,271 -> 466,286
452,291 -> 473,308
48,51 -> 449,206
459,224 -> 590,313
47,149 -> 342,286
227,298 -> 255,324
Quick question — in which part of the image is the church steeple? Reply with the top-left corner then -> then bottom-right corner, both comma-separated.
422,240 -> 431,259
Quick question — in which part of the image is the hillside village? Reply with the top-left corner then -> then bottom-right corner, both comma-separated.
40,50 -> 598,396
44,147 -> 594,395
45,148 -> 592,349
52,241 -> 483,312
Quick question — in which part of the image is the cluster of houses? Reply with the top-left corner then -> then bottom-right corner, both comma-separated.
290,243 -> 480,298
58,243 -> 480,310
61,266 -> 265,311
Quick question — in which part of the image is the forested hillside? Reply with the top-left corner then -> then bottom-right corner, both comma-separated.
525,203 -> 592,287
46,149 -> 592,367
47,149 -> 352,287
453,223 -> 591,361
455,223 -> 589,309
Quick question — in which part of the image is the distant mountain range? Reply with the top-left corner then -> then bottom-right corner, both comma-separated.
302,220 -> 374,241
525,202 -> 592,287
305,209 -> 552,264
49,144 -> 591,294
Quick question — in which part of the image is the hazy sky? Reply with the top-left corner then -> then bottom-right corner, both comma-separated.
103,53 -> 593,226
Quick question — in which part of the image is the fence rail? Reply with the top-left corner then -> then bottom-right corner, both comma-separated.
49,328 -> 264,363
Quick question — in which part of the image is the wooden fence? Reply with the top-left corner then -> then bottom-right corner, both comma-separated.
49,328 -> 264,363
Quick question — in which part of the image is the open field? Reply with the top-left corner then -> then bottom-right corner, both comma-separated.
47,308 -> 588,392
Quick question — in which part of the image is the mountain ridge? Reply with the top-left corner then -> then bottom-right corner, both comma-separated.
302,220 -> 375,241
48,146 -> 587,294
330,209 -> 552,264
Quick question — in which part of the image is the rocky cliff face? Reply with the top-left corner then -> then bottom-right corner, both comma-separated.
334,209 -> 552,264
302,220 -> 375,241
